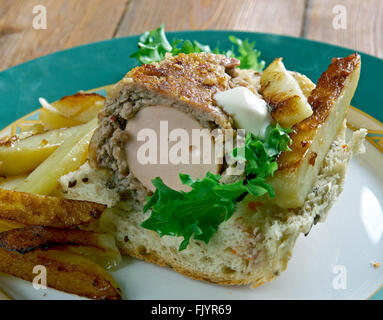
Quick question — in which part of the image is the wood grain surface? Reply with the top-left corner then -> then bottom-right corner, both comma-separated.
305,0 -> 383,58
0,0 -> 381,71
0,0 -> 128,71
116,0 -> 306,37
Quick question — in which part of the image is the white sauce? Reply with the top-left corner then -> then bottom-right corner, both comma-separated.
214,87 -> 272,138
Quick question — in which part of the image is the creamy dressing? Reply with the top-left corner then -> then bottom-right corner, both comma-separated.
214,87 -> 273,138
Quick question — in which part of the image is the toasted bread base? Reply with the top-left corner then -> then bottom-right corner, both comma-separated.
113,125 -> 365,287
119,245 -> 267,287
64,124 -> 366,287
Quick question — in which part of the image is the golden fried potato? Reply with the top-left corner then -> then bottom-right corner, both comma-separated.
50,93 -> 105,117
0,226 -> 121,270
0,125 -> 79,176
18,123 -> 45,139
0,226 -> 113,253
39,109 -> 83,131
0,188 -> 106,228
0,175 -> 27,191
289,71 -> 316,98
269,54 -> 361,208
0,248 -> 121,300
65,245 -> 121,271
0,218 -> 24,233
260,58 -> 313,127
39,93 -> 105,130
16,118 -> 98,195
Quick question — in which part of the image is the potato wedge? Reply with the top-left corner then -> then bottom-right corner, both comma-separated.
0,188 -> 106,227
0,248 -> 121,300
0,174 -> 27,190
49,93 -> 105,118
260,58 -> 313,127
65,245 -> 121,271
0,226 -> 121,270
18,123 -> 45,139
39,109 -> 83,131
0,125 -> 80,176
290,71 -> 316,98
16,118 -> 97,195
0,218 -> 24,233
0,226 -> 114,253
74,104 -> 103,123
269,54 -> 361,208
39,93 -> 105,130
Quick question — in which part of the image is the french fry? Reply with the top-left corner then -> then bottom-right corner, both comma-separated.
18,123 -> 45,139
0,248 -> 121,300
74,105 -> 103,123
39,109 -> 83,130
0,226 -> 121,270
0,188 -> 105,228
49,93 -> 105,118
0,92 -> 119,300
0,218 -> 24,233
0,174 -> 28,190
39,93 -> 105,130
65,245 -> 121,271
0,226 -> 116,253
0,125 -> 80,176
16,118 -> 98,195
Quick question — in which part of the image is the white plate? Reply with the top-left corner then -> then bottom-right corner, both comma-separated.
1,100 -> 383,300
1,127 -> 383,300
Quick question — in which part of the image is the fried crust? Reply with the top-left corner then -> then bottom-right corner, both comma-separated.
277,53 -> 361,172
0,226 -> 107,254
0,248 -> 121,300
53,92 -> 105,116
0,188 -> 106,228
114,53 -> 239,110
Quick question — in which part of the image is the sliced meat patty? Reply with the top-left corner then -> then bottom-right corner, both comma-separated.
89,53 -> 247,202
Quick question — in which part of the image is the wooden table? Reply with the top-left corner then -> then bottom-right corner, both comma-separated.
0,0 -> 381,71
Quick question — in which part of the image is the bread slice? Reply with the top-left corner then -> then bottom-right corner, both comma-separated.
59,124 -> 366,286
